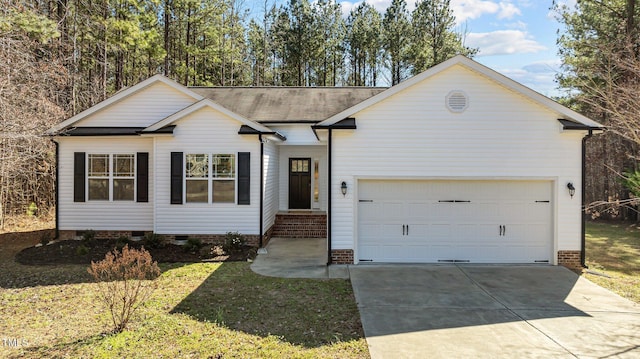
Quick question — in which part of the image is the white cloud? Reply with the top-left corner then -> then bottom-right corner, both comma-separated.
497,59 -> 562,96
497,2 -> 521,19
504,20 -> 527,30
466,30 -> 546,56
339,0 -> 397,16
451,0 -> 500,22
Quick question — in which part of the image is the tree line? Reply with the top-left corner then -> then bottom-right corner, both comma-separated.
554,0 -> 640,220
0,0 -> 473,226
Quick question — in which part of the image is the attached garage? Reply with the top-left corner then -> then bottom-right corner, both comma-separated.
357,180 -> 553,264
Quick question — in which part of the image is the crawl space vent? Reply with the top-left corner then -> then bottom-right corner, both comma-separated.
446,91 -> 468,113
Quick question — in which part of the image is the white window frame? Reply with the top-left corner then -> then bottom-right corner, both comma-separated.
184,153 -> 236,204
86,153 -> 136,202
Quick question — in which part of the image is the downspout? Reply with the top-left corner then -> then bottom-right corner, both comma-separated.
51,138 -> 60,239
259,134 -> 264,248
581,129 -> 593,268
327,128 -> 333,265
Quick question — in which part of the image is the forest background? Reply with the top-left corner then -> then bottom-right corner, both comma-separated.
1,0 -> 639,227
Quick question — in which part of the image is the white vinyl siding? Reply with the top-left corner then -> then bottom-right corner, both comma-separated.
331,64 -> 584,260
74,82 -> 197,128
263,141 -> 280,232
278,145 -> 327,211
154,107 -> 260,235
57,137 -> 153,231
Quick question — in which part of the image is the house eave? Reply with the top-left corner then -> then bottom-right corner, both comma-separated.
54,127 -> 146,136
558,119 -> 606,131
238,125 -> 287,141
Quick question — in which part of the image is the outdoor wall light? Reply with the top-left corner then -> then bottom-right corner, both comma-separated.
567,182 -> 576,198
341,181 -> 347,197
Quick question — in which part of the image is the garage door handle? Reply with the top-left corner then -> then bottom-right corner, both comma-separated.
406,225 -> 409,235
402,225 -> 406,235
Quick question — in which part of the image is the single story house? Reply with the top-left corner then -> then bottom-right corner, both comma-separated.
47,55 -> 603,268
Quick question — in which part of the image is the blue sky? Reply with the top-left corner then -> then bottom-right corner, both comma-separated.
339,0 -> 570,97
251,0 -> 574,96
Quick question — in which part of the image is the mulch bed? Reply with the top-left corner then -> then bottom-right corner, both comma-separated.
15,237 -> 256,266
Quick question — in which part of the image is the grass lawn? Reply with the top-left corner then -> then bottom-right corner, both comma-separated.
584,221 -> 640,303
0,230 -> 369,358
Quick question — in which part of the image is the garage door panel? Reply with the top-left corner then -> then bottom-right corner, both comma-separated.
357,180 -> 552,264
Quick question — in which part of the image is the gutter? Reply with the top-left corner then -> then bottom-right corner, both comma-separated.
581,129 -> 593,268
259,134 -> 264,248
51,138 -> 59,239
327,128 -> 332,265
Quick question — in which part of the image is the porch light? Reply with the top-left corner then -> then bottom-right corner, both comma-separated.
341,181 -> 347,197
567,182 -> 576,198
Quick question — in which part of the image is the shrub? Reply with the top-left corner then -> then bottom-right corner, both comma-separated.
76,244 -> 89,256
26,202 -> 38,216
223,231 -> 246,254
115,236 -> 130,250
82,229 -> 97,247
88,245 -> 160,333
143,232 -> 166,249
183,237 -> 203,253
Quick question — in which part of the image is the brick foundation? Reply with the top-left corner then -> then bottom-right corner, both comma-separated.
331,249 -> 354,264
58,230 -> 151,240
262,225 -> 275,247
558,250 -> 582,270
58,230 -> 262,247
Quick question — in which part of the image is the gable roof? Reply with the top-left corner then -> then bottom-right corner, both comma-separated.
317,55 -> 604,129
189,87 -> 386,122
143,98 -> 276,135
47,75 -> 204,135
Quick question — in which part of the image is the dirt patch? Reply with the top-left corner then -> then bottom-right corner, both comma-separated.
15,237 -> 256,265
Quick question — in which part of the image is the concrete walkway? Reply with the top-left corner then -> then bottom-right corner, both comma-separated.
250,237 -> 349,279
350,265 -> 640,359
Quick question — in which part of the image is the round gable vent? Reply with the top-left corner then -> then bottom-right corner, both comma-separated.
446,90 -> 468,113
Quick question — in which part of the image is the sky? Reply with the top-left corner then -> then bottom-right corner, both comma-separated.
339,0 -> 570,97
253,0 -> 574,97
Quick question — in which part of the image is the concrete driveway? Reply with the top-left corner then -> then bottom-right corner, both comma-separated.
349,265 -> 640,358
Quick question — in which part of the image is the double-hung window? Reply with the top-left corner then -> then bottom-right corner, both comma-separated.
185,153 -> 235,203
87,154 -> 135,201
186,154 -> 209,203
113,154 -> 135,200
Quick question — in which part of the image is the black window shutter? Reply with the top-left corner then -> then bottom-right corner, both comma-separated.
73,152 -> 86,202
237,152 -> 250,205
170,152 -> 183,204
136,152 -> 149,202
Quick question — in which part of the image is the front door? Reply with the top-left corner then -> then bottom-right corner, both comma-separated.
289,158 -> 311,209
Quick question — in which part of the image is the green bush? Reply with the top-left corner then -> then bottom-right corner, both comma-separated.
144,232 -> 166,249
622,169 -> 640,198
223,232 -> 246,254
183,237 -> 203,253
26,202 -> 38,217
82,229 -> 96,247
115,236 -> 130,250
76,244 -> 89,256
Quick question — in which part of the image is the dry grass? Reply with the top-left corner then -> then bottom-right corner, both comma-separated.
0,213 -> 54,235
583,221 -> 640,303
0,228 -> 369,358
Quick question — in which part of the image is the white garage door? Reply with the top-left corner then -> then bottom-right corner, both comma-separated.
357,180 -> 553,263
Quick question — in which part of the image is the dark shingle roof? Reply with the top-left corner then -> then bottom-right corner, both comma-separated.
189,87 -> 387,122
